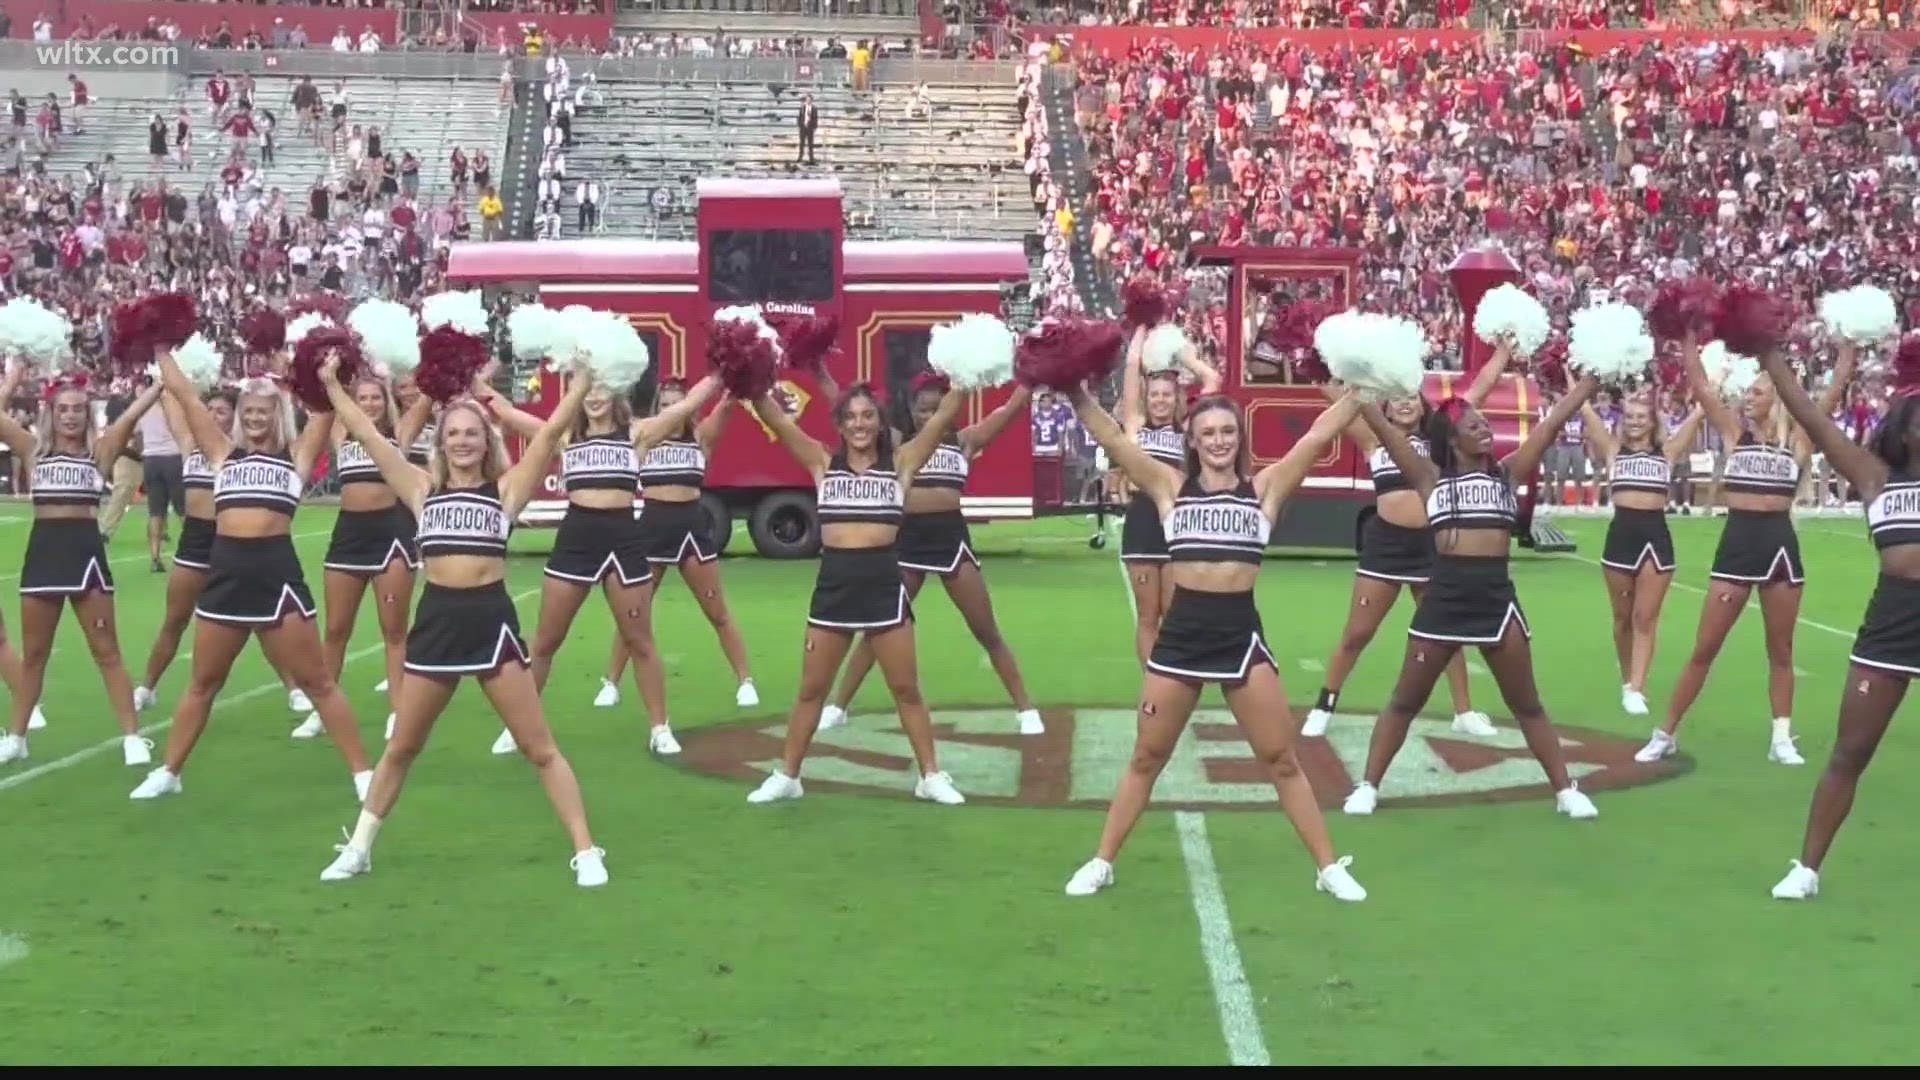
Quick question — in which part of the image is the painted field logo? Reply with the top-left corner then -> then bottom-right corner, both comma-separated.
673,706 -> 1689,809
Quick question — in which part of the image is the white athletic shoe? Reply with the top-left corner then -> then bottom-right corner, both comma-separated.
27,705 -> 45,730
1064,856 -> 1114,896
129,766 -> 182,799
354,770 -> 373,804
383,713 -> 396,741
571,846 -> 609,887
0,732 -> 27,764
290,713 -> 324,739
133,686 -> 157,712
735,679 -> 759,708
747,769 -> 803,804
1451,711 -> 1498,737
648,724 -> 682,755
374,679 -> 389,694
123,735 -> 153,767
321,839 -> 371,882
1342,781 -> 1377,815
1555,783 -> 1599,819
592,678 -> 619,708
1771,859 -> 1819,900
490,727 -> 518,755
1621,686 -> 1649,715
818,704 -> 847,730
1634,729 -> 1675,763
1315,856 -> 1368,902
913,770 -> 965,805
288,688 -> 312,713
1300,708 -> 1332,738
1017,708 -> 1045,735
1769,735 -> 1805,766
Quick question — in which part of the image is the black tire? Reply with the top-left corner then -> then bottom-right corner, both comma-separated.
747,489 -> 819,559
1088,532 -> 1106,550
698,492 -> 732,557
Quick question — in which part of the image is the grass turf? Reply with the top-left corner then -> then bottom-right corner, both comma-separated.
0,505 -> 1912,1064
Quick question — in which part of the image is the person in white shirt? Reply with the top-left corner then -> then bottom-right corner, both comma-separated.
134,404 -> 185,569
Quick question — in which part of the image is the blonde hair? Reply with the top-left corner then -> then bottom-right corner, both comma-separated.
231,377 -> 299,452
431,399 -> 509,488
347,374 -> 400,440
1748,372 -> 1796,449
35,386 -> 97,459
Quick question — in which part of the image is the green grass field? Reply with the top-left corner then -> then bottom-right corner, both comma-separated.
0,505 -> 1913,1065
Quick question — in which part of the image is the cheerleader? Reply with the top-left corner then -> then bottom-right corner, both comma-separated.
742,380 -> 968,805
1634,334 -> 1852,766
313,354 -> 609,887
1340,376 -> 1603,819
1060,381 -> 1368,900
1117,330 -> 1222,667
1579,394 -> 1706,715
473,370 -> 722,756
595,379 -> 757,709
820,375 -> 1042,735
0,367 -> 162,767
1757,340 -> 1916,898
130,352 -> 373,801
290,375 -> 434,741
1301,344 -> 1514,740
133,387 -> 305,714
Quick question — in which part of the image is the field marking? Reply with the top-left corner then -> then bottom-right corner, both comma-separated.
0,527 -> 329,584
1114,556 -> 1269,1067
1553,554 -> 1855,639
0,930 -> 25,971
1297,657 -> 1324,673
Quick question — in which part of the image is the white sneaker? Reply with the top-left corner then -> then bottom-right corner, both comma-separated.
735,679 -> 759,707
592,678 -> 619,708
133,686 -> 157,712
27,705 -> 45,730
290,713 -> 324,739
1621,686 -> 1649,715
383,713 -> 396,741
1064,856 -> 1114,896
1314,855 -> 1368,901
0,732 -> 27,764
123,735 -> 153,767
1771,859 -> 1819,899
1450,711 -> 1497,737
374,679 -> 389,694
1017,708 -> 1045,735
648,724 -> 682,755
354,770 -> 373,803
1634,729 -> 1675,763
747,769 -> 803,804
1556,783 -> 1599,819
1301,707 -> 1332,738
571,846 -> 609,887
913,770 -> 965,805
818,704 -> 847,730
490,727 -> 518,755
321,839 -> 371,882
1342,781 -> 1377,815
288,688 -> 312,713
1769,735 -> 1805,766
129,766 -> 182,799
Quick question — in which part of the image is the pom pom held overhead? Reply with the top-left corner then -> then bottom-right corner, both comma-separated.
927,313 -> 1015,390
1013,317 -> 1125,390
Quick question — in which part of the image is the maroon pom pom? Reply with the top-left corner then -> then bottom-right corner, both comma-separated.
1258,299 -> 1337,383
110,292 -> 199,373
709,318 -> 779,399
1122,274 -> 1167,329
1531,336 -> 1569,392
910,369 -> 951,395
414,326 -> 491,405
1713,284 -> 1794,358
240,309 -> 287,356
1014,317 -> 1126,390
1647,278 -> 1721,340
1893,333 -> 1920,395
769,313 -> 840,373
288,291 -> 348,323
288,326 -> 365,413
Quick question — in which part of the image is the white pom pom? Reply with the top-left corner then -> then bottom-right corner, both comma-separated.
574,311 -> 652,393
1700,340 -> 1761,401
1819,284 -> 1899,345
1472,283 -> 1551,358
1142,324 -> 1189,372
0,297 -> 72,367
173,332 -> 225,392
508,303 -> 566,361
927,313 -> 1015,390
1366,315 -> 1430,398
1568,302 -> 1654,384
420,290 -> 490,337
347,299 -> 421,378
287,312 -> 333,347
1314,309 -> 1377,387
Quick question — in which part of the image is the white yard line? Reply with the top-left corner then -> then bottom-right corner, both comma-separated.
1115,556 -> 1270,1067
1553,553 -> 1854,639
0,930 -> 26,971
0,528 -> 329,583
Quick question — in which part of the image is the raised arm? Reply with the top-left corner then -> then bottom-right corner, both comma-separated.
1358,402 -> 1438,497
1681,331 -> 1742,445
1118,325 -> 1148,433
1179,341 -> 1223,395
469,367 -> 545,440
393,387 -> 435,451
896,385 -> 967,476
632,374 -> 721,453
1064,380 -> 1182,508
1461,340 -> 1512,409
156,348 -> 233,467
1800,339 -> 1861,458
692,390 -> 734,452
157,383 -> 196,453
1578,399 -> 1617,466
501,361 -> 594,517
957,384 -> 1032,456
747,390 -> 831,479
1756,347 -> 1885,496
0,363 -> 36,460
1506,373 -> 1598,480
320,356 -> 430,513
289,398 -> 335,480
1662,404 -> 1707,469
94,381 -> 165,474
1254,389 -> 1362,518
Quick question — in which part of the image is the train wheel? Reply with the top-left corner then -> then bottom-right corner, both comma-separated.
747,489 -> 820,559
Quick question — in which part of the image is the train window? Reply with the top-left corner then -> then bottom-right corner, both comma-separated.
625,328 -> 664,415
881,326 -> 932,433
1244,274 -> 1346,385
707,229 -> 836,303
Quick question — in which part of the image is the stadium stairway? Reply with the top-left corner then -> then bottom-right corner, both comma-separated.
1040,64 -> 1110,318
